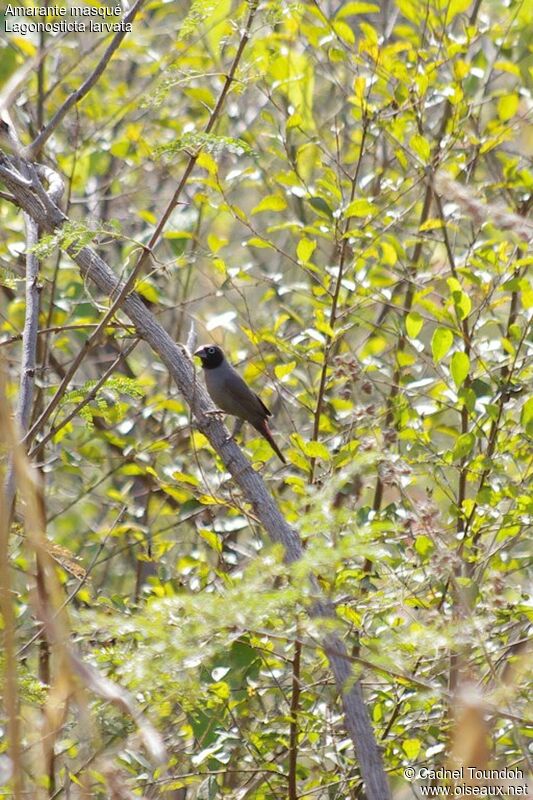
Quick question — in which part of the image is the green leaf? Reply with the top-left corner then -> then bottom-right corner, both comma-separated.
275,361 -> 296,380
458,387 -> 476,412
344,198 -> 377,218
410,133 -> 431,164
521,398 -> 533,435
431,328 -> 453,363
397,350 -> 415,366
451,352 -> 470,389
419,218 -> 445,232
245,237 -> 274,249
497,93 -> 519,121
494,60 -> 521,77
32,220 -> 96,259
332,20 -> 355,44
402,738 -> 421,759
0,266 -> 17,290
110,139 -> 130,158
415,535 -> 434,558
163,231 -> 193,241
308,196 -> 333,218
297,238 -> 316,263
251,195 -> 287,214
381,242 -> 397,266
336,2 -> 380,15
452,432 -> 475,460
198,529 -> 222,553
446,0 -> 472,19
136,279 -> 159,303
207,233 -> 228,253
269,50 -> 315,130
155,133 -> 254,159
302,440 -> 331,460
449,283 -> 472,320
406,312 -> 423,339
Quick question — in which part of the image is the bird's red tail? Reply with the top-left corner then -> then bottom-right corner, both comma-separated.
256,420 -> 286,464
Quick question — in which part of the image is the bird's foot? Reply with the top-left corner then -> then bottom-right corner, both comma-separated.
204,408 -> 225,417
202,409 -> 226,424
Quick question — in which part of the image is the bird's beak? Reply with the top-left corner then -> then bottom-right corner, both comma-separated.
194,347 -> 206,359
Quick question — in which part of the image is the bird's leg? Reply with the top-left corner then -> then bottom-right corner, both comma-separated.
222,417 -> 244,444
200,408 -> 226,429
207,416 -> 242,445
232,418 -> 244,438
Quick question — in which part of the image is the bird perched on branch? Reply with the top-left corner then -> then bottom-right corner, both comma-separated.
194,344 -> 286,464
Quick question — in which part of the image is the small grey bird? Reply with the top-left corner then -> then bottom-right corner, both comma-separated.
194,344 -> 286,464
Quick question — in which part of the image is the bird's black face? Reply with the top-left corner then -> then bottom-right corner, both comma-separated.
194,344 -> 225,369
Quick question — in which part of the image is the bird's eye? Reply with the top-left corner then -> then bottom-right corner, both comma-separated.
208,347 -> 215,354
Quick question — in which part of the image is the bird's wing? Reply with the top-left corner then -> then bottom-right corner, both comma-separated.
221,364 -> 270,424
209,363 -> 270,424
253,392 -> 272,417
225,372 -> 270,423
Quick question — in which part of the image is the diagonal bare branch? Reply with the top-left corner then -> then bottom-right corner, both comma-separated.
0,153 -> 392,800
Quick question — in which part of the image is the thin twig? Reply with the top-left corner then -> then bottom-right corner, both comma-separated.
288,630 -> 302,800
0,367 -> 23,800
28,338 -> 139,458
309,119 -> 369,484
28,339 -> 139,458
23,283 -> 132,447
0,321 -> 129,348
18,216 -> 41,430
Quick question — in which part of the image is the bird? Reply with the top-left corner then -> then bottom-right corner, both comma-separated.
194,344 -> 286,464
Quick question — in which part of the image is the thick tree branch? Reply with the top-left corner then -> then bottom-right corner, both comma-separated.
0,158 -> 391,800
18,216 -> 40,430
4,191 -> 42,515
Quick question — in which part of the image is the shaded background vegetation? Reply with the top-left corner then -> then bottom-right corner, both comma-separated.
0,0 -> 531,797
